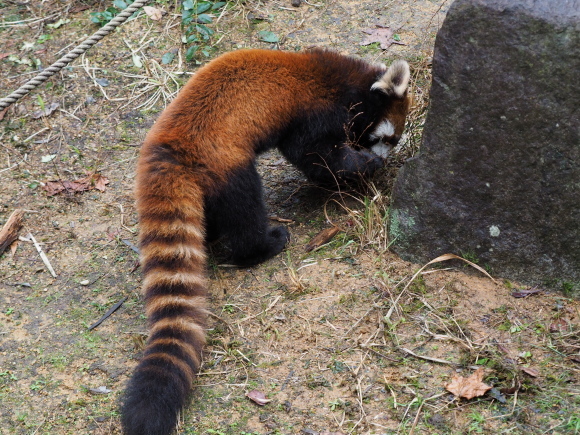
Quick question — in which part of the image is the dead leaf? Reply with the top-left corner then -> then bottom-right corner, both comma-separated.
344,219 -> 355,228
361,26 -> 402,50
511,288 -> 541,298
10,240 -> 19,256
31,103 -> 56,119
305,226 -> 341,252
31,102 -> 59,119
69,5 -> 90,13
43,172 -> 109,196
496,343 -> 511,355
500,378 -> 521,395
143,6 -> 163,20
0,53 -> 14,60
550,320 -> 568,334
94,174 -> 109,191
246,390 -> 271,406
488,387 -> 507,403
522,367 -> 539,377
445,368 -> 492,399
549,318 -> 568,333
88,386 -> 112,395
0,106 -> 8,121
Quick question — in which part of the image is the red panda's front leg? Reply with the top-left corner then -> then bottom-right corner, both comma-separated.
281,138 -> 384,187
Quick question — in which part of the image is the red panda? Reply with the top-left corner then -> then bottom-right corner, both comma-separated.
122,48 -> 411,435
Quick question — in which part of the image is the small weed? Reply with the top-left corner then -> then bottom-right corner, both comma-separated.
338,183 -> 389,251
306,374 -> 330,389
222,304 -> 235,314
566,414 -> 580,434
359,41 -> 381,55
0,371 -> 18,382
467,411 -> 485,433
90,0 -> 136,27
561,281 -> 578,296
50,355 -> 69,370
338,292 -> 357,305
409,274 -> 427,294
328,398 -> 344,411
461,250 -> 480,265
329,360 -> 348,373
37,34 -> 52,44
30,379 -> 46,391
182,0 -> 228,62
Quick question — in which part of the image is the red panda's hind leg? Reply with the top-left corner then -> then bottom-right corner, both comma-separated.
205,163 -> 289,267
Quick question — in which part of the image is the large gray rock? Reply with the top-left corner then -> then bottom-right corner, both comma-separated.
389,0 -> 580,294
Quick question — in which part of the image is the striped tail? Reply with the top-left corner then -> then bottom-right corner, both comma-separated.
122,146 -> 208,435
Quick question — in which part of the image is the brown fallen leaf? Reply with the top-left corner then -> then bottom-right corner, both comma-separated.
143,6 -> 163,20
69,5 -> 90,13
500,378 -> 521,395
94,174 -> 109,191
445,368 -> 492,399
495,343 -> 511,355
305,226 -> 341,252
10,240 -> 19,256
246,390 -> 271,406
549,318 -> 568,333
522,367 -> 539,377
511,288 -> 541,298
31,102 -> 59,119
361,26 -> 403,50
43,172 -> 109,196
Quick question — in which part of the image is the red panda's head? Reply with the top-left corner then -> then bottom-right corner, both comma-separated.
368,60 -> 412,158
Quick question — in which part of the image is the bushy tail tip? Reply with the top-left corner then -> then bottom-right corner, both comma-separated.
121,362 -> 190,435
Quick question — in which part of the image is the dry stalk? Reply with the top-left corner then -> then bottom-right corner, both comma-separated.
284,251 -> 307,293
327,182 -> 390,252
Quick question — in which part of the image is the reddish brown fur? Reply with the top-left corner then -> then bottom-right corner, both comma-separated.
124,49 -> 411,435
143,51 -> 328,184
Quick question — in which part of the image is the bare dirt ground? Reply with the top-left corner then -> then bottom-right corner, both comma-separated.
1,1 -> 579,434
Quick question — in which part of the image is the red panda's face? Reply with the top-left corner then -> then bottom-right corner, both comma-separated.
367,60 -> 412,159
369,94 -> 412,159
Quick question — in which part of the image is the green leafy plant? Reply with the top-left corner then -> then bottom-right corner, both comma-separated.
258,30 -> 279,43
90,0 -> 135,26
182,0 -> 227,61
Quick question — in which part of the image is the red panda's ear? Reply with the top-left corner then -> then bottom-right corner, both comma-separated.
371,60 -> 410,98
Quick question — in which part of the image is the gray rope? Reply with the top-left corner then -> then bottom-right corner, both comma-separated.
0,0 -> 149,111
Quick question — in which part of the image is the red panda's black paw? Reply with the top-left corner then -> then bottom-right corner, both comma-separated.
340,150 -> 384,182
268,226 -> 290,251
358,149 -> 385,175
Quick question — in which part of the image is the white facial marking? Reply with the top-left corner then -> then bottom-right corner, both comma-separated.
371,141 -> 392,159
370,120 -> 395,140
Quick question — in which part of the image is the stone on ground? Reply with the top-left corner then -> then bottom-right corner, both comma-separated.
389,0 -> 580,294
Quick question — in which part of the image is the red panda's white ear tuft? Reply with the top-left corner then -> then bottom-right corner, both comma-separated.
371,60 -> 410,98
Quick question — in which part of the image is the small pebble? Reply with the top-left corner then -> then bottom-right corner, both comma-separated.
80,279 -> 90,286
291,0 -> 301,6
